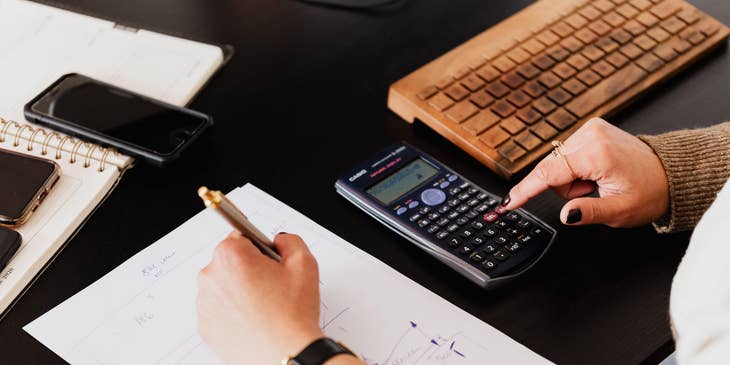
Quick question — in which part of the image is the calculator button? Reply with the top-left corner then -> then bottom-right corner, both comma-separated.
470,236 -> 486,246
493,235 -> 509,245
467,198 -> 480,206
421,188 -> 447,206
439,181 -> 450,189
456,217 -> 470,225
505,211 -> 521,222
457,193 -> 471,201
427,212 -> 440,220
458,245 -> 474,255
448,199 -> 461,207
518,235 -> 535,244
418,206 -> 431,215
447,224 -> 460,232
448,237 -> 461,247
465,210 -> 479,219
482,260 -> 498,271
459,182 -> 470,189
437,205 -> 451,214
448,187 -> 462,195
436,218 -> 450,226
409,213 -> 421,222
483,227 -> 499,238
506,241 -> 522,252
531,227 -> 547,237
408,201 -> 420,209
417,219 -> 430,228
517,220 -> 533,229
448,175 -> 458,182
469,250 -> 486,262
459,229 -> 475,239
470,221 -> 485,230
427,225 -> 440,234
494,250 -> 510,261
505,227 -> 521,237
467,187 -> 479,195
447,211 -> 460,220
456,205 -> 470,213
495,220 -> 510,228
485,197 -> 499,207
483,212 -> 499,222
476,193 -> 489,200
436,231 -> 449,240
396,207 -> 408,215
482,244 -> 498,254
475,204 -> 490,213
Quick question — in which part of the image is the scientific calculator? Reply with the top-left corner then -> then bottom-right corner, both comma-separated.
335,142 -> 556,288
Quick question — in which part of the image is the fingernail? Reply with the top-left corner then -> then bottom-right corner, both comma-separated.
277,232 -> 287,235
500,194 -> 511,207
566,209 -> 582,224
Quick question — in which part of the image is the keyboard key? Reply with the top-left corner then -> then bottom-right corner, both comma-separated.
603,11 -> 626,28
606,51 -> 630,68
462,110 -> 500,135
650,1 -> 681,19
515,106 -> 542,125
647,27 -> 670,42
567,54 -> 591,71
562,78 -> 588,95
630,0 -> 651,11
667,38 -> 692,53
497,140 -> 527,162
660,17 -> 686,34
502,71 -> 527,90
482,260 -> 498,271
445,83 -> 470,101
476,64 -> 500,82
596,37 -> 620,53
533,96 -> 558,115
493,250 -> 510,261
531,120 -> 559,140
533,54 -> 556,71
506,90 -> 531,108
553,63 -> 577,79
435,76 -> 454,89
589,20 -> 612,36
552,21 -> 574,38
579,5 -> 602,21
636,52 -> 664,72
582,45 -> 606,62
537,71 -> 561,89
417,85 -> 438,100
516,63 -> 541,79
461,74 -> 486,91
634,34 -> 658,51
536,30 -> 560,46
428,93 -> 454,111
610,29 -> 633,44
566,63 -> 647,117
637,12 -> 659,27
491,100 -> 517,118
521,39 -> 546,55
620,43 -> 644,59
485,81 -> 510,98
493,56 -> 517,73
594,0 -> 615,12
547,87 -> 572,105
522,80 -> 546,98
445,100 -> 479,123
507,47 -> 531,64
547,108 -> 577,130
547,45 -> 571,62
514,130 -> 542,151
575,28 -> 599,44
577,69 -> 602,87
616,3 -> 639,18
653,44 -> 678,62
677,8 -> 700,25
561,36 -> 584,53
624,19 -> 647,36
565,14 -> 588,29
500,116 -> 526,135
453,66 -> 471,79
469,91 -> 495,109
591,60 -> 616,77
685,30 -> 706,45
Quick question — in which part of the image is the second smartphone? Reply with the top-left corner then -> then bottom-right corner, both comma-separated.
24,73 -> 213,167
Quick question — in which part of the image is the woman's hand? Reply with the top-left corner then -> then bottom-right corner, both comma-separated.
197,232 -> 323,365
500,118 -> 670,227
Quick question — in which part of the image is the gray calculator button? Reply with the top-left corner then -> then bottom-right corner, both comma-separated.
409,213 -> 421,222
439,181 -> 450,189
448,175 -> 458,182
396,207 -> 408,215
408,201 -> 419,209
436,231 -> 449,240
421,188 -> 447,206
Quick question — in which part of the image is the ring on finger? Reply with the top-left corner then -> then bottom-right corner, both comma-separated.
551,140 -> 576,179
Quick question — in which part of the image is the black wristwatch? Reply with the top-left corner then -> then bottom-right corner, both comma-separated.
281,337 -> 356,365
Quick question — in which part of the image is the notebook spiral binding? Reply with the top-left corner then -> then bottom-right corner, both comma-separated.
0,117 -> 119,172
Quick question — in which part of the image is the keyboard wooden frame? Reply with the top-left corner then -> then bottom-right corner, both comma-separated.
388,0 -> 729,179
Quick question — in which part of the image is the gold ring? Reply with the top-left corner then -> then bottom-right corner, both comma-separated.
551,140 -> 576,178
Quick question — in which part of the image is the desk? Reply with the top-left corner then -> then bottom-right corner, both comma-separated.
2,0 -> 729,364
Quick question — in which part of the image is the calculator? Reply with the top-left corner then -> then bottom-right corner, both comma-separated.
335,142 -> 556,289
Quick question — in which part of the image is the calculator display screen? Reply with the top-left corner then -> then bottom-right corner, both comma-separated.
366,158 -> 438,205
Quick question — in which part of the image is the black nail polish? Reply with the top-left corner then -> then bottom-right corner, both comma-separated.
566,209 -> 582,224
500,194 -> 511,207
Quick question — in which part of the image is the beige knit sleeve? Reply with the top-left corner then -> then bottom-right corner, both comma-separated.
638,122 -> 730,233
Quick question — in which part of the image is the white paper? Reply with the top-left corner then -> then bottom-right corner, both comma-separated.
25,184 -> 552,365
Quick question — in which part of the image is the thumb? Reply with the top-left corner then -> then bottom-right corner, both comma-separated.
560,196 -> 628,227
273,233 -> 315,269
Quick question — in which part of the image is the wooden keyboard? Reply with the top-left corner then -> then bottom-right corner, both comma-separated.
388,0 -> 729,179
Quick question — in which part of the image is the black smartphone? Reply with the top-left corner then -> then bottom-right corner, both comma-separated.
0,227 -> 21,272
24,73 -> 213,167
0,148 -> 60,227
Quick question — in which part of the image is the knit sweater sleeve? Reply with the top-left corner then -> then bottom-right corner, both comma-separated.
638,122 -> 730,233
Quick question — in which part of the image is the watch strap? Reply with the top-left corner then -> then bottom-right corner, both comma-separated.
290,337 -> 354,365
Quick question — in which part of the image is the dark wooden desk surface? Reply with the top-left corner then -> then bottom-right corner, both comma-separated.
2,0 -> 728,364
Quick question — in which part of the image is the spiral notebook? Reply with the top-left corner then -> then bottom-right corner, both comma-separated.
0,0 -> 232,317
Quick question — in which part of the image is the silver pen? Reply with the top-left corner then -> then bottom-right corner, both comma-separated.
197,186 -> 281,261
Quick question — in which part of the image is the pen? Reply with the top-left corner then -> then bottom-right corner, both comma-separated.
197,186 -> 281,261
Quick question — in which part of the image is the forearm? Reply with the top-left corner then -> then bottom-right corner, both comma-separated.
639,121 -> 730,233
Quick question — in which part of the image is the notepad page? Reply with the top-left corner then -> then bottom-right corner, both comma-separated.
25,184 -> 553,365
0,0 -> 224,124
